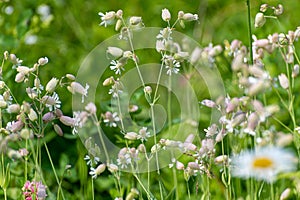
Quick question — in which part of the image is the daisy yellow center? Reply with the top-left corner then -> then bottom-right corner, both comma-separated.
252,157 -> 273,168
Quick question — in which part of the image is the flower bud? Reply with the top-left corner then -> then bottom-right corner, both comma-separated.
176,161 -> 185,170
66,74 -> 76,80
20,128 -> 31,139
278,73 -> 289,89
108,163 -> 118,173
116,10 -> 123,18
115,19 -> 122,31
151,144 -> 161,153
107,47 -> 123,58
144,86 -> 152,94
7,104 -> 20,114
34,77 -> 40,88
254,12 -> 266,28
42,95 -> 56,105
11,120 -> 24,132
137,143 -> 146,153
183,13 -> 198,21
42,112 -> 55,123
201,99 -> 216,108
274,4 -> 284,16
95,163 -> 106,175
129,16 -> 142,25
124,132 -> 138,140
15,72 -> 25,83
4,51 -> 9,60
38,57 -> 49,65
53,124 -> 63,136
59,116 -> 75,127
260,4 -> 268,12
55,109 -> 63,117
21,102 -> 30,113
17,66 -> 30,74
46,78 -> 59,93
0,100 -> 7,108
26,87 -> 38,99
187,162 -> 200,170
69,82 -> 88,96
214,155 -> 228,165
161,8 -> 171,21
292,64 -> 299,77
28,108 -> 38,121
280,188 -> 291,200
85,102 -> 97,114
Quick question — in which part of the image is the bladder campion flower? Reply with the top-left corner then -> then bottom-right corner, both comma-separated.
231,146 -> 297,182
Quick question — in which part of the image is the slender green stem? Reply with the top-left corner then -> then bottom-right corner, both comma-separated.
246,0 -> 253,64
93,114 -> 110,163
134,174 -> 152,200
44,142 -> 65,200
91,178 -> 94,200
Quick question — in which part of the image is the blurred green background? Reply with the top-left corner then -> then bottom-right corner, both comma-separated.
1,0 -> 300,199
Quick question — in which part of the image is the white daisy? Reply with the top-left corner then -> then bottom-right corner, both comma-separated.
231,146 -> 297,183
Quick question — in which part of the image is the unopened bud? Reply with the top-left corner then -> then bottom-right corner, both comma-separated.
11,120 -> 24,132
38,57 -> 49,65
274,4 -> 284,16
26,88 -> 38,99
144,86 -> 152,95
124,132 -> 138,140
66,74 -> 76,80
42,112 -> 55,123
278,73 -> 289,89
280,188 -> 291,200
107,47 -> 123,58
15,72 -> 25,83
7,104 -> 20,114
116,10 -> 123,18
20,128 -> 30,139
176,161 -> 185,170
85,102 -> 97,114
53,124 -> 63,136
260,4 -> 268,12
4,51 -> 9,60
42,95 -> 56,105
115,19 -> 122,31
0,100 -> 7,108
183,13 -> 198,21
161,8 -> 171,22
55,109 -> 63,117
254,12 -> 266,28
46,78 -> 59,93
28,108 -> 38,121
108,163 -> 118,173
187,162 -> 200,170
292,64 -> 299,77
214,155 -> 228,165
59,116 -> 75,127
129,16 -> 142,25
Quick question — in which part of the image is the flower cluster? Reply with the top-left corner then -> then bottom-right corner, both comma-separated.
22,181 -> 47,200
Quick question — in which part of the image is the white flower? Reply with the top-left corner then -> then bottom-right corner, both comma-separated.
278,73 -> 289,89
231,146 -> 297,182
89,164 -> 106,179
103,111 -> 120,127
84,154 -> 100,166
161,8 -> 171,22
44,92 -> 61,111
165,59 -> 180,76
137,127 -> 150,142
110,60 -> 125,75
99,11 -> 116,27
